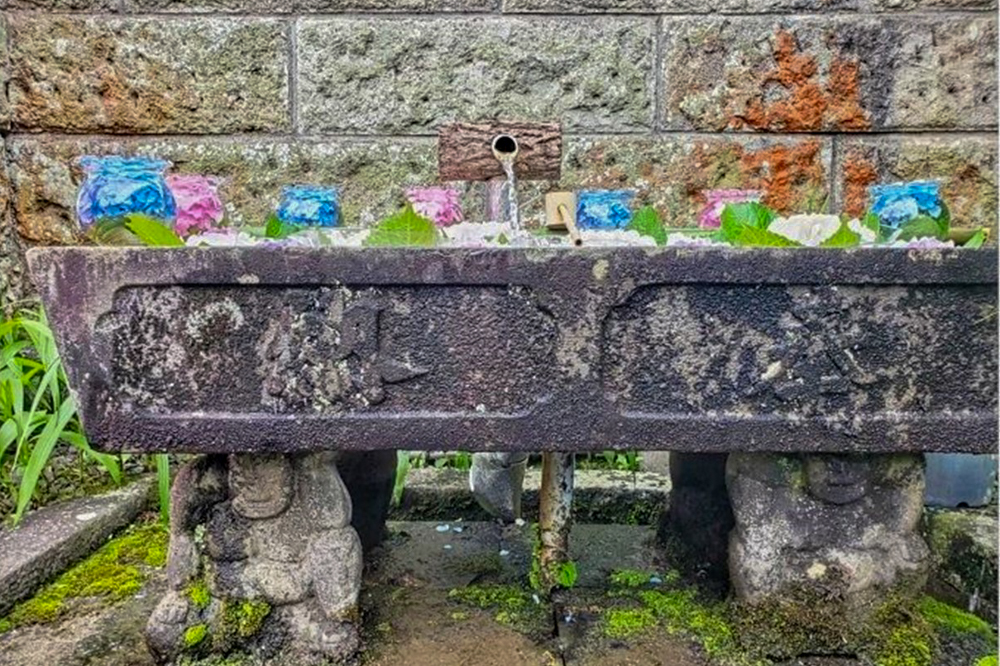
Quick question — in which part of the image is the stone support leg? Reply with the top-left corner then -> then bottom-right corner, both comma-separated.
339,450 -> 397,552
470,451 -> 529,522
726,452 -> 929,655
656,452 -> 733,587
146,452 -> 363,665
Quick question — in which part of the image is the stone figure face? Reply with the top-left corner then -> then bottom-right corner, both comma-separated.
229,454 -> 294,518
805,454 -> 871,505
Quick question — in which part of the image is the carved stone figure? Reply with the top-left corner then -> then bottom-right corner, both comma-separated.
470,451 -> 528,522
726,452 -> 929,606
146,452 -> 364,665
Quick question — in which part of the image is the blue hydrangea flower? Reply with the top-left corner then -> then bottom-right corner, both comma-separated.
577,190 -> 635,230
276,185 -> 340,227
869,180 -> 942,230
76,156 -> 176,227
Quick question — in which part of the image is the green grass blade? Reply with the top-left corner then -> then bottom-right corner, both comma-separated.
13,397 -> 77,523
155,454 -> 171,524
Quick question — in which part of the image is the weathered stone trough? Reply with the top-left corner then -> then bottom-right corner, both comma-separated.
28,246 -> 998,456
26,244 -> 1000,663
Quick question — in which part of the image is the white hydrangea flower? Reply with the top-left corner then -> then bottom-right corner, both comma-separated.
847,218 -> 878,244
185,230 -> 259,247
767,214 -> 842,247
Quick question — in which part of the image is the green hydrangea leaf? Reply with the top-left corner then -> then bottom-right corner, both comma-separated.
719,202 -> 778,243
626,206 -> 667,245
124,214 -> 184,247
964,229 -> 987,249
729,225 -> 802,247
820,221 -> 862,248
896,215 -> 946,242
365,205 -> 439,247
86,218 -> 140,246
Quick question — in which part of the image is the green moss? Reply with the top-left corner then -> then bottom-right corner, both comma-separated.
221,599 -> 271,639
609,569 -> 653,589
975,656 -> 998,666
0,520 -> 169,632
918,596 -> 996,644
639,589 -> 746,662
448,584 -> 546,635
188,581 -> 211,611
872,625 -> 933,666
184,624 -> 209,648
603,607 -> 656,638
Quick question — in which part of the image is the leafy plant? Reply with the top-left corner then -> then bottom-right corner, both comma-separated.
264,214 -> 301,240
626,206 -> 667,245
365,205 -> 439,248
556,561 -> 578,589
965,229 -> 987,248
391,450 -> 410,507
0,309 -> 122,524
124,214 -> 184,247
819,220 -> 861,248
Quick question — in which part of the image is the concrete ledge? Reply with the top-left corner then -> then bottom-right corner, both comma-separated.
923,507 -> 999,623
390,467 -> 670,525
0,477 -> 155,617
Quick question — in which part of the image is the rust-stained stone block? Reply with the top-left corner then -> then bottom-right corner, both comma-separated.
662,16 -> 998,132
834,136 -> 998,232
8,16 -> 290,134
297,17 -> 655,134
7,138 -> 440,244
558,135 -> 831,225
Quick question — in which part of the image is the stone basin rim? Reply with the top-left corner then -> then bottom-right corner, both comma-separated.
26,245 -> 999,456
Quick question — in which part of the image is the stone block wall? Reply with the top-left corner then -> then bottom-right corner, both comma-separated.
1,2 -> 997,307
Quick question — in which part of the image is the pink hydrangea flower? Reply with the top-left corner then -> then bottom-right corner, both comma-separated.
406,187 -> 463,227
698,189 -> 763,228
167,175 -> 225,237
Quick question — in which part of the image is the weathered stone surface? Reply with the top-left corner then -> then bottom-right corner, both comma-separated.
835,135 -> 998,232
663,16 -> 998,131
470,452 -> 529,522
0,478 -> 154,617
558,135 -> 831,223
502,0 -> 745,10
29,246 -> 999,455
923,508 -> 998,622
0,137 -> 28,314
657,453 -> 732,588
126,0 -> 490,9
6,137 -> 439,243
5,0 -> 116,8
297,17 -> 655,134
8,16 -> 290,134
147,453 -> 363,664
727,453 -> 928,606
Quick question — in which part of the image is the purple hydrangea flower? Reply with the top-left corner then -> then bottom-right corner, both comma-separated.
698,189 -> 763,229
406,187 -> 463,227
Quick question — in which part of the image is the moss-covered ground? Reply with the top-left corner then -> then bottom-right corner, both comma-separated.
0,517 -> 168,633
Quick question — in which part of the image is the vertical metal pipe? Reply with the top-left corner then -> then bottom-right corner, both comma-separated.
538,451 -> 575,593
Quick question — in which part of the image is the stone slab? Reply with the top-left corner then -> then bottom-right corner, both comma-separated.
297,17 -> 655,134
0,478 -> 154,618
8,16 -> 290,134
662,16 -> 998,132
392,467 -> 670,525
27,246 -> 1000,456
923,508 -> 999,622
125,0 -> 492,9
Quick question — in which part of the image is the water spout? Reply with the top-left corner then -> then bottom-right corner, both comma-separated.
487,134 -> 521,232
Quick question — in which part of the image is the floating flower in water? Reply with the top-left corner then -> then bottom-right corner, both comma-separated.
698,189 -> 763,229
577,190 -> 635,230
848,218 -> 877,244
276,185 -> 340,227
406,187 -> 463,227
76,156 -> 176,227
579,229 -> 657,247
768,214 -> 842,246
869,181 -> 943,231
167,175 -> 224,237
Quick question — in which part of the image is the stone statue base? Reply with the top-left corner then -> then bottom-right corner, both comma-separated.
726,452 -> 929,656
146,452 -> 367,665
